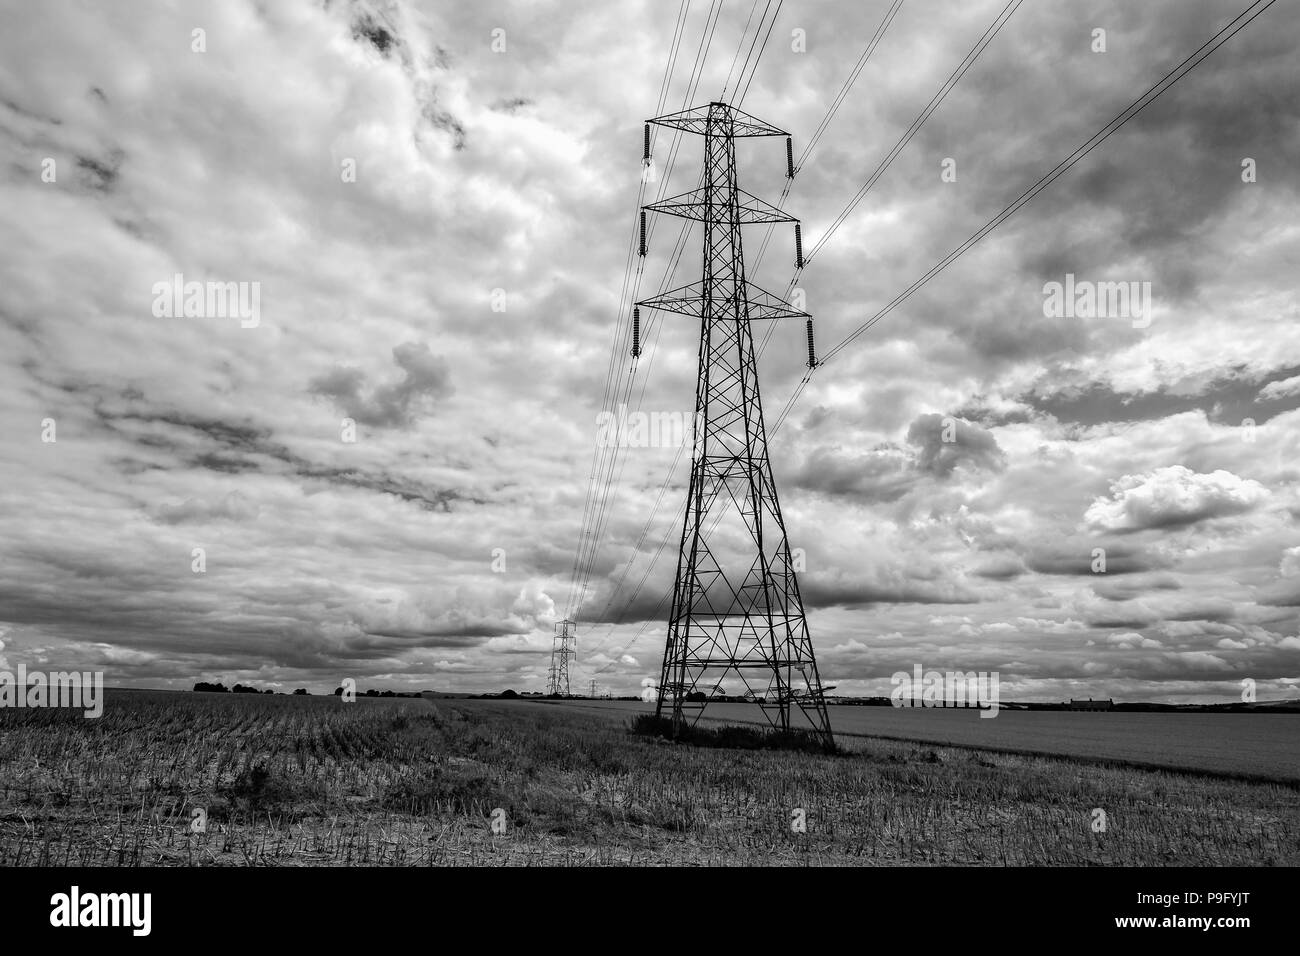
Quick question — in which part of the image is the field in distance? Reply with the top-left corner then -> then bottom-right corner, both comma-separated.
546,699 -> 1300,783
0,689 -> 1295,866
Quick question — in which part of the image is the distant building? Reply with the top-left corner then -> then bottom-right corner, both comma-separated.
1068,697 -> 1113,711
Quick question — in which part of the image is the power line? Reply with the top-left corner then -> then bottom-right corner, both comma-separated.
585,0 -> 1280,684
583,0 -> 917,669
568,97 -> 719,622
591,0 -> 995,639
819,0 -> 1277,366
581,3 -> 778,628
806,0 -> 1027,263
565,1 -> 725,622
720,0 -> 763,100
768,0 -> 1276,444
563,1 -> 695,619
796,0 -> 907,171
728,0 -> 771,103
735,0 -> 782,106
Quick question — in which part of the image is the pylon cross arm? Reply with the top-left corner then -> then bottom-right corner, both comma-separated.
645,187 -> 797,224
637,280 -> 809,321
647,103 -> 788,138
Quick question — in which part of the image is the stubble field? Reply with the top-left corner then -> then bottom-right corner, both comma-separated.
0,689 -> 1295,866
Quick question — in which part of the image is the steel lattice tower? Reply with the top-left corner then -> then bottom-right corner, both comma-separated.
547,619 -> 575,696
636,102 -> 834,749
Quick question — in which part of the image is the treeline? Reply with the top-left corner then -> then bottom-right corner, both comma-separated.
193,682 -> 313,695
194,682 -> 422,698
193,681 -> 277,694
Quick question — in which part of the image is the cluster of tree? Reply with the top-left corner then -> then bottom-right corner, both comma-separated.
194,683 -> 442,699
193,682 -> 276,694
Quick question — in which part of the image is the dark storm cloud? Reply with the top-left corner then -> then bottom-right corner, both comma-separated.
352,13 -> 397,56
905,413 -> 1005,477
576,577 -> 672,627
422,100 -> 467,150
1091,572 -> 1182,601
75,148 -> 123,191
800,573 -> 980,610
155,492 -> 258,524
1164,599 -> 1237,623
1058,45 -> 1300,255
788,415 -> 1006,499
1257,579 -> 1300,607
94,396 -> 465,509
819,0 -> 1300,392
312,468 -> 465,511
356,630 -> 497,647
787,444 -> 912,502
1,96 -> 62,125
950,395 -> 1034,428
970,554 -> 1026,580
1024,539 -> 1166,576
984,10 -> 1297,313
1022,365 -> 1300,427
1082,606 -> 1160,629
490,97 -> 533,114
341,2 -> 468,148
310,341 -> 454,429
99,408 -> 276,456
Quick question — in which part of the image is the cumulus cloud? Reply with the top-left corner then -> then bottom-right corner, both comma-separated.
1258,374 -> 1300,402
1084,466 -> 1268,532
1105,631 -> 1162,649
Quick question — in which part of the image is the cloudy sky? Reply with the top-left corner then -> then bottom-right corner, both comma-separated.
1,0 -> 1297,702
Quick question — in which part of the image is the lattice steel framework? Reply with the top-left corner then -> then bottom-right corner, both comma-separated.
637,102 -> 834,749
547,619 -> 575,696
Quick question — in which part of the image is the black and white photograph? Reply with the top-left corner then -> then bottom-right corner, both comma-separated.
0,0 -> 1296,933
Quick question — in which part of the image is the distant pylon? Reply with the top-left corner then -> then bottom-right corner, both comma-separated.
636,102 -> 834,749
548,619 -> 576,696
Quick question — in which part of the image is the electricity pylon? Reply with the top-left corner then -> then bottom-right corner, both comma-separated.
548,619 -> 575,696
636,102 -> 834,749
